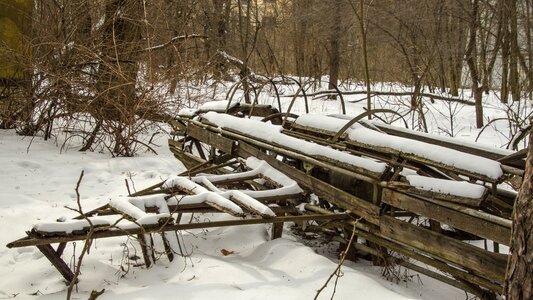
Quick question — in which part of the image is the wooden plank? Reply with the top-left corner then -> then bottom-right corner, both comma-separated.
346,139 -> 501,183
342,222 -> 503,293
374,123 -> 524,169
404,187 -> 485,207
36,244 -> 75,283
185,125 -> 380,223
7,214 -> 349,248
378,215 -> 508,283
271,210 -> 284,240
56,242 -> 67,256
188,123 -> 235,154
209,124 -> 384,181
236,142 -> 381,224
137,234 -> 153,268
382,189 -> 511,245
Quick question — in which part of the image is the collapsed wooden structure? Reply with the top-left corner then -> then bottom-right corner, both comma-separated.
6,99 -> 525,299
167,101 -> 523,299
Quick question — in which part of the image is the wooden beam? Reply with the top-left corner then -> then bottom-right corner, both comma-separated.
187,123 -> 235,154
374,123 -> 524,169
36,244 -> 75,283
7,214 -> 349,248
236,142 -> 381,224
378,216 -> 508,283
382,189 -> 511,245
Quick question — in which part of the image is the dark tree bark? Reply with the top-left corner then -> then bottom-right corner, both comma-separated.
465,0 -> 483,128
508,0 -> 520,102
327,0 -> 341,99
505,131 -> 533,299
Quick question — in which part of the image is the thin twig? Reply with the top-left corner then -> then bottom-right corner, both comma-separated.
314,218 -> 361,300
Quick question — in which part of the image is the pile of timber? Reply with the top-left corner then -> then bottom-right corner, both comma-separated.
166,101 -> 525,299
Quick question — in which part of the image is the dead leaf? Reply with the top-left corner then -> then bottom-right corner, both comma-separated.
220,249 -> 234,256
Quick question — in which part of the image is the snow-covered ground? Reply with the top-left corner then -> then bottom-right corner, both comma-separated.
1,81 -> 525,299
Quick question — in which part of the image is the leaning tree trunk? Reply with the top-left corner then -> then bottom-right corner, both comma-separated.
505,131 -> 533,299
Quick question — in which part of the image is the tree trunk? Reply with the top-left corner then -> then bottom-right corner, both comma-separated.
509,0 -> 520,101
465,0 -> 483,128
359,0 -> 372,118
501,0 -> 510,103
327,0 -> 341,99
505,131 -> 533,299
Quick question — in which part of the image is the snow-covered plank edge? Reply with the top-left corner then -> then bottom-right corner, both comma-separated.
294,113 -> 503,181
220,191 -> 275,218
404,175 -> 488,207
108,194 -> 174,226
177,192 -> 245,217
345,125 -> 503,181
164,163 -> 283,217
197,100 -> 239,113
33,218 -> 112,236
201,112 -> 387,176
197,157 -> 304,196
370,120 -> 515,157
163,176 -> 245,217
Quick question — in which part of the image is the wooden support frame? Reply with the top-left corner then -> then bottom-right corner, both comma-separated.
8,214 -> 349,248
36,244 -> 75,283
382,189 -> 511,245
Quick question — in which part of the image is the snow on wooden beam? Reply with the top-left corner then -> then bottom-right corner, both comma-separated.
201,112 -> 387,176
293,114 -> 505,182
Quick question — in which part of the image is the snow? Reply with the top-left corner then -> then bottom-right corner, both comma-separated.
347,125 -> 504,180
109,194 -> 172,225
177,108 -> 198,117
198,100 -> 238,112
194,157 -> 304,199
293,113 -> 504,181
163,173 -> 275,217
295,113 -> 354,133
223,191 -> 275,217
405,175 -> 488,199
202,112 -> 387,174
33,218 -> 112,234
368,120 -> 515,156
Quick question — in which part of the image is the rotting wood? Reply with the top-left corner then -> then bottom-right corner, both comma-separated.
236,142 -> 381,224
187,123 -> 235,154
382,189 -> 511,245
306,204 -> 502,293
379,215 -> 508,283
374,123 -> 523,168
137,234 -> 153,268
36,244 -> 75,283
8,214 -> 349,248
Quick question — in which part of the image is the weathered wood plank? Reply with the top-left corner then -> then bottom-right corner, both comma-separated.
382,189 -> 511,245
187,123 -> 235,154
7,214 -> 349,248
349,224 -> 502,293
346,139 -> 501,183
379,215 -> 508,283
373,123 -> 524,169
36,244 -> 75,283
403,186 -> 485,207
236,142 -> 381,224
